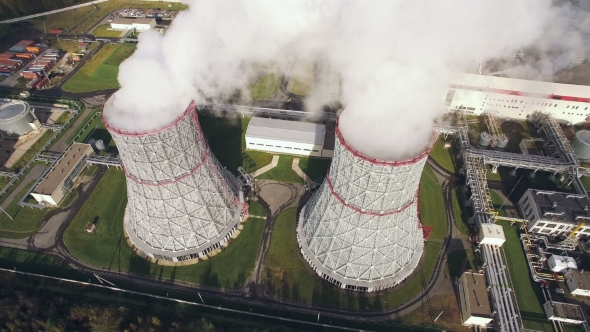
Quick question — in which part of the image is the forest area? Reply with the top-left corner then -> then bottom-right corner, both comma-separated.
0,0 -> 92,21
0,271 -> 311,332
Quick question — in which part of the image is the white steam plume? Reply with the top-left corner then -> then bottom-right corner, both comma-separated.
105,0 -> 575,160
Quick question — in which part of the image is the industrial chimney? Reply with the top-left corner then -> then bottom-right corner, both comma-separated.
297,119 -> 433,292
103,100 -> 247,264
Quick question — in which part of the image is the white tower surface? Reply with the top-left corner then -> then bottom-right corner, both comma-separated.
297,122 -> 433,292
103,100 -> 247,263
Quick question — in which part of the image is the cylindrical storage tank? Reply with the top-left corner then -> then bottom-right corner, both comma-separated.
297,118 -> 435,292
496,134 -> 509,150
478,131 -> 492,147
103,99 -> 246,264
572,130 -> 590,161
0,102 -> 37,137
94,139 -> 105,151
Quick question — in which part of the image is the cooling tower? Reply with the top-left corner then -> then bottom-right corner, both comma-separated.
103,100 -> 247,263
297,122 -> 433,292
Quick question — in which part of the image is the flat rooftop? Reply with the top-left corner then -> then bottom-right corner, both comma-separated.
33,143 -> 92,195
450,72 -> 590,97
569,269 -> 590,290
460,272 -> 492,318
246,117 -> 325,145
551,302 -> 585,322
112,17 -> 155,25
528,189 -> 590,224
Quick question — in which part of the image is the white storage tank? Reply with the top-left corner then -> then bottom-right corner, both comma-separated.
0,102 -> 39,138
572,130 -> 590,161
478,131 -> 492,147
94,139 -> 105,151
496,134 -> 509,150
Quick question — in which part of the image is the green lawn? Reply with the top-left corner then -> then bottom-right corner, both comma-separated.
429,137 -> 457,173
248,201 -> 266,217
10,130 -> 54,171
0,180 -> 51,239
287,78 -> 311,96
74,113 -> 113,148
485,165 -> 517,182
199,113 -> 272,174
93,24 -> 123,38
419,165 -> 447,240
297,157 -> 331,182
451,188 -> 469,236
62,44 -> 137,93
249,74 -> 280,100
257,155 -> 302,183
264,208 -> 443,310
64,168 -> 265,288
498,221 -> 553,332
446,249 -> 476,278
490,190 -> 508,217
33,0 -> 188,35
0,247 -> 72,277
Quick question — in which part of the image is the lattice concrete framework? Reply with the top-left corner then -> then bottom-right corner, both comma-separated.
297,122 -> 434,292
103,100 -> 246,263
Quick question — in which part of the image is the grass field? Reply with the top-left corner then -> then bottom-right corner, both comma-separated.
248,201 -> 267,217
498,221 -> 553,332
264,208 -> 443,310
297,157 -> 331,182
451,188 -> 469,236
249,74 -> 280,100
486,165 -> 517,182
419,165 -> 447,240
64,168 -> 265,288
92,24 -> 123,38
62,43 -> 137,93
10,130 -> 54,171
257,155 -> 302,183
32,0 -> 188,35
199,113 -> 272,174
0,247 -> 68,274
490,190 -> 508,217
429,137 -> 457,173
396,294 -> 469,332
0,181 -> 50,239
446,250 -> 475,278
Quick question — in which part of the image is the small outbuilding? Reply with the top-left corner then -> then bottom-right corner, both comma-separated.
245,117 -> 325,157
565,269 -> 590,297
547,255 -> 577,273
544,301 -> 586,324
458,272 -> 492,327
110,17 -> 156,31
479,223 -> 506,247
31,143 -> 94,206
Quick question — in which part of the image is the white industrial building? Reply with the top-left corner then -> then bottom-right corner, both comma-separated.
565,269 -> 590,297
517,189 -> 590,237
458,272 -> 492,327
547,255 -> 577,273
543,302 -> 586,324
245,117 -> 327,157
110,17 -> 156,31
31,143 -> 93,206
479,223 -> 506,246
447,73 -> 590,125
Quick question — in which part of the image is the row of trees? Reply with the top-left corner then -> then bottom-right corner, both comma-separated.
0,272 -> 281,332
0,0 -> 91,21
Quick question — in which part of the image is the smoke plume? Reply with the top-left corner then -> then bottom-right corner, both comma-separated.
104,0 -> 578,160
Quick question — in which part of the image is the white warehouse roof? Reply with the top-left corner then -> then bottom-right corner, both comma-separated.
450,73 -> 590,98
246,117 -> 324,145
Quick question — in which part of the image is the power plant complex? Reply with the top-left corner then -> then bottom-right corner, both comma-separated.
103,100 -> 247,263
297,119 -> 433,292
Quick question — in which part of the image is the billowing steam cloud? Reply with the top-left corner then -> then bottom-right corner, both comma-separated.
105,0 -> 573,160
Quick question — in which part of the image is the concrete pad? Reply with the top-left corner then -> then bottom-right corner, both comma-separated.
257,179 -> 301,216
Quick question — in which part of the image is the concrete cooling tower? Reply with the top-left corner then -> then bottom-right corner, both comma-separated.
297,122 -> 433,292
103,100 -> 247,263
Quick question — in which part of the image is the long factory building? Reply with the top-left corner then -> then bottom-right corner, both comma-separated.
448,73 -> 590,124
